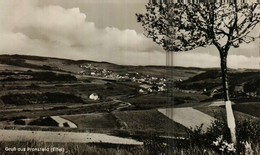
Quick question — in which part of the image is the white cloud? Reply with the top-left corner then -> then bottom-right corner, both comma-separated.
228,55 -> 260,69
172,52 -> 259,69
0,0 -> 159,63
0,0 -> 259,69
173,52 -> 220,68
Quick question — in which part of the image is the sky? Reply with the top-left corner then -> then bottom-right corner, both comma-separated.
0,0 -> 259,69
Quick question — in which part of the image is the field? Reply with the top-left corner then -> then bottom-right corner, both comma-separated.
0,140 -> 147,155
195,106 -> 259,121
113,110 -> 187,134
0,54 -> 259,154
63,113 -> 120,130
231,102 -> 260,118
62,110 -> 188,137
158,107 -> 217,132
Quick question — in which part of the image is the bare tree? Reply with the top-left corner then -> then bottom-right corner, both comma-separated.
136,1 -> 259,144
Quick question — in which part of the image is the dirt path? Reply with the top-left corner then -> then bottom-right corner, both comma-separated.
158,107 -> 216,132
0,129 -> 143,145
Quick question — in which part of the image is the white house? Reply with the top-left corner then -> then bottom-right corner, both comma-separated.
89,93 -> 99,100
139,89 -> 145,93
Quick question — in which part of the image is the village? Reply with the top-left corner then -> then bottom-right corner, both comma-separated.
78,64 -> 167,94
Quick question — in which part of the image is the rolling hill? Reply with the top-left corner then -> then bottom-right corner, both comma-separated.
0,54 -> 258,139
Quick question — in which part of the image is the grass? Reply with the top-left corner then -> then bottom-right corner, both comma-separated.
1,118 -> 259,155
0,109 -> 258,155
1,92 -> 84,105
114,110 -> 187,135
125,94 -> 168,110
0,140 -> 148,155
0,102 -> 119,122
231,102 -> 260,118
0,139 -> 218,155
63,113 -> 120,129
126,91 -> 209,110
194,106 -> 258,121
61,110 -> 188,136
186,118 -> 260,155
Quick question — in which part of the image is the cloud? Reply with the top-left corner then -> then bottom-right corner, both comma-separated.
0,0 -> 160,63
173,52 -> 259,69
0,0 -> 259,69
228,55 -> 260,69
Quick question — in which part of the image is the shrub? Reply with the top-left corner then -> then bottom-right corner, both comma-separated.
1,93 -> 84,105
187,119 -> 260,154
13,119 -> 26,125
28,117 -> 59,127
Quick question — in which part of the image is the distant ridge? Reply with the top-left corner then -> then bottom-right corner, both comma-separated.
0,54 -> 116,66
0,54 -> 206,70
0,54 -> 258,72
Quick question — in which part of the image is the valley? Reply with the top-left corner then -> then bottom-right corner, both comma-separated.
0,54 -> 258,147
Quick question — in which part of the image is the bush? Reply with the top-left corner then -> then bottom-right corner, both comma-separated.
28,117 -> 59,127
13,119 -> 26,125
31,72 -> 77,81
1,93 -> 84,105
187,119 -> 260,154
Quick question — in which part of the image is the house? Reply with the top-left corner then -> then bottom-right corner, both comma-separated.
151,77 -> 158,80
158,86 -> 166,92
212,89 -> 218,93
140,84 -> 152,89
139,89 -> 145,93
234,85 -> 244,93
89,93 -> 99,100
148,88 -> 153,92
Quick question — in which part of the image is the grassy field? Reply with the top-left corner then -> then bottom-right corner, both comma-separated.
62,110 -> 187,136
0,140 -> 147,155
195,106 -> 258,121
125,90 -> 209,110
0,101 -> 120,123
158,107 -> 216,132
125,94 -> 168,110
113,110 -> 187,135
63,113 -> 120,129
231,102 -> 260,118
0,139 -> 218,155
1,92 -> 84,105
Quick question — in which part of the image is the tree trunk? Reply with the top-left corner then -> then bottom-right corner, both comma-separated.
220,54 -> 230,101
220,52 -> 237,145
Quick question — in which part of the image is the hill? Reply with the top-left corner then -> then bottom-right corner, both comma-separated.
176,69 -> 260,103
0,54 -> 258,130
0,53 -> 259,154
0,54 -> 205,79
